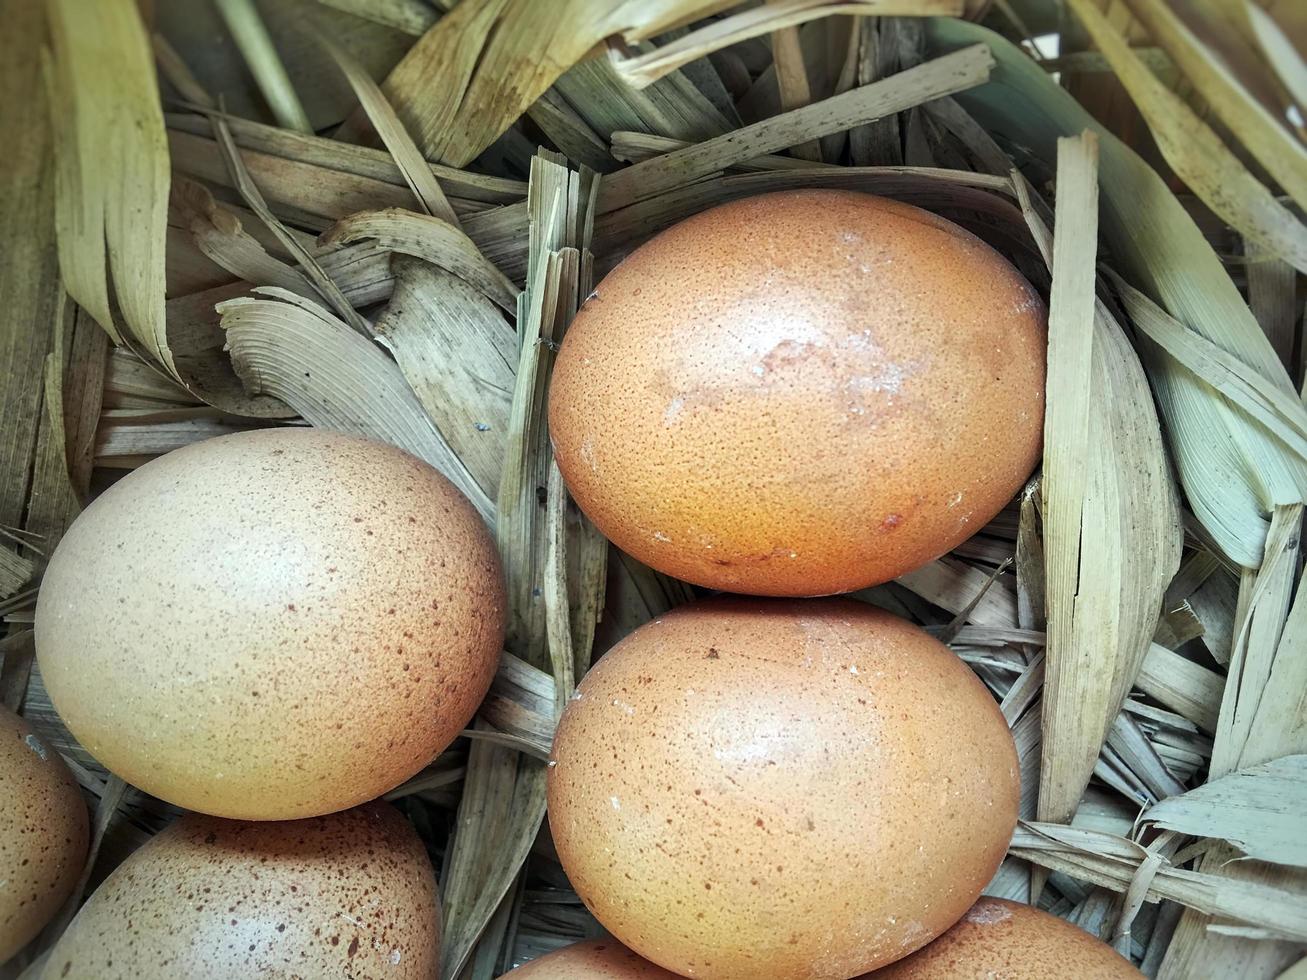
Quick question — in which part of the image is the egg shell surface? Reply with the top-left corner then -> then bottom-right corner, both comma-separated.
34,427 -> 506,820
547,597 -> 1020,979
501,937 -> 681,978
41,802 -> 439,979
868,897 -> 1143,978
549,189 -> 1046,596
0,706 -> 89,962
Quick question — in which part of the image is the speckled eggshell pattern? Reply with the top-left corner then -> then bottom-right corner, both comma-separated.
866,897 -> 1143,978
41,802 -> 439,979
0,706 -> 89,962
34,428 -> 506,820
549,189 -> 1046,596
501,938 -> 681,978
547,597 -> 1020,980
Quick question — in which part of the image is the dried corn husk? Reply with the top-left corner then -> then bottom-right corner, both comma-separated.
924,18 -> 1304,572
1143,755 -> 1307,868
46,0 -> 173,372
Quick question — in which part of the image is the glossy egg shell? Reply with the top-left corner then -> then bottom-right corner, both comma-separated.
41,802 -> 439,979
867,897 -> 1143,978
35,428 -> 506,820
547,597 -> 1020,979
549,189 -> 1045,596
502,938 -> 680,978
0,706 -> 89,962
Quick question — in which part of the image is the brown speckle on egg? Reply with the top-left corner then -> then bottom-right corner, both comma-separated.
501,937 -> 679,977
866,897 -> 1143,978
42,802 -> 438,979
549,190 -> 1045,596
0,706 -> 89,962
34,428 -> 506,820
546,597 -> 1020,979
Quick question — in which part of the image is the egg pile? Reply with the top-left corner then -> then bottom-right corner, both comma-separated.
23,428 -> 505,976
6,191 -> 1139,979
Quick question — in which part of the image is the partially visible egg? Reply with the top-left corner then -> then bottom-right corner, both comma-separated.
549,189 -> 1045,596
0,706 -> 88,962
42,802 -> 439,978
502,938 -> 680,978
868,897 -> 1143,978
35,428 -> 506,820
547,597 -> 1019,979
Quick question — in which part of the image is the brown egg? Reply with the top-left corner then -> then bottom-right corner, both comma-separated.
35,428 -> 505,820
547,597 -> 1019,979
549,189 -> 1045,596
502,938 -> 680,978
42,802 -> 438,978
0,707 -> 89,961
867,897 -> 1143,978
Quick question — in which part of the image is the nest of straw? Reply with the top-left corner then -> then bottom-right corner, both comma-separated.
2,0 -> 1305,977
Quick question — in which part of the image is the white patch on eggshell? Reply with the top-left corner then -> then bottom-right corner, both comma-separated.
965,901 -> 1014,926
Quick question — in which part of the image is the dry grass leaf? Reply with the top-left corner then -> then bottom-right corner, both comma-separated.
209,115 -> 373,336
440,153 -> 594,979
46,0 -> 173,373
167,126 -> 534,283
595,165 -> 1020,265
377,0 -> 977,167
610,129 -> 838,170
217,287 -> 492,521
171,185 -> 397,308
1067,0 -> 1307,273
315,0 -> 441,36
0,1 -> 65,539
1034,133 -> 1101,822
925,18 -> 1304,573
1162,505 -> 1307,978
550,49 -> 735,154
172,178 -> 314,295
372,0 -> 609,166
526,89 -> 615,173
598,43 -> 995,211
321,208 -> 520,312
1119,0 -> 1307,212
311,27 -> 460,225
1143,755 -> 1307,867
893,556 -> 1018,627
374,257 -> 516,498
1244,2 -> 1307,112
752,16 -> 820,158
213,0 -> 313,133
27,307 -> 109,549
1018,135 -> 1182,828
1246,245 -> 1298,370
1211,507 -> 1304,779
166,112 -> 528,205
1011,821 -> 1307,943
611,0 -> 963,89
0,546 -> 33,600
1110,273 -> 1307,466
1134,644 -> 1223,735
151,31 -> 216,110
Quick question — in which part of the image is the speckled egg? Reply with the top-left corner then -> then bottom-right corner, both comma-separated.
0,706 -> 88,962
502,938 -> 680,978
549,189 -> 1045,596
868,897 -> 1143,978
35,428 -> 505,820
547,597 -> 1019,979
41,802 -> 438,979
